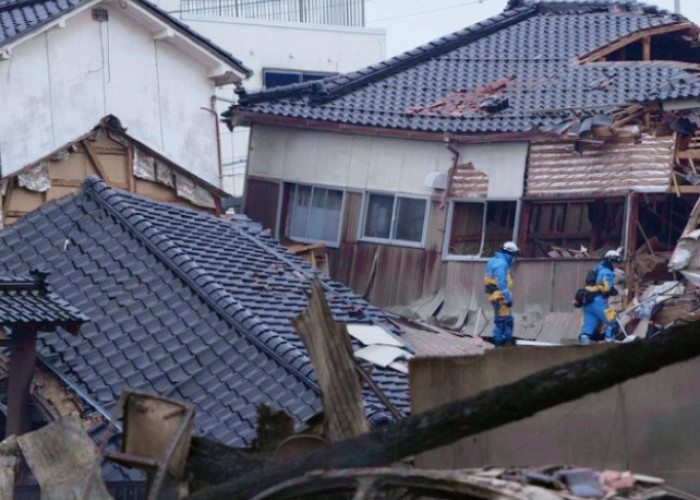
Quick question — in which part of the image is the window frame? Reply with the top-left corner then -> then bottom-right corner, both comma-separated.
262,68 -> 335,89
358,191 -> 430,248
280,182 -> 346,248
442,198 -> 521,261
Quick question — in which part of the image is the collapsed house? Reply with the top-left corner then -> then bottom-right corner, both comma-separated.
0,116 -> 233,228
228,0 -> 700,341
0,177 -> 414,492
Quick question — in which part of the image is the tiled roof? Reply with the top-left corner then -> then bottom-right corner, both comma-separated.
232,1 -> 700,134
0,271 -> 88,330
0,177 -> 408,447
0,0 -> 252,76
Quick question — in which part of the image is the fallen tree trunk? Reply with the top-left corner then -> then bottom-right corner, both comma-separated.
188,321 -> 700,500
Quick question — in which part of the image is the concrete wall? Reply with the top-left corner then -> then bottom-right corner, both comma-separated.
248,125 -> 527,196
0,5 -> 224,185
410,346 -> 700,494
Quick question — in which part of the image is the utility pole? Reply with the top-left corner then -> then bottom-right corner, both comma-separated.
675,0 -> 681,14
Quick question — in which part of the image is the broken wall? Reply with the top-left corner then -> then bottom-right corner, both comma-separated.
411,346 -> 700,494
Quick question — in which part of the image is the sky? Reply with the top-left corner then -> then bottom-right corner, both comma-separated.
364,0 -> 700,57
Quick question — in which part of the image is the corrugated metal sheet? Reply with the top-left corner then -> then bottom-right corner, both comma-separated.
449,162 -> 488,198
527,137 -> 674,196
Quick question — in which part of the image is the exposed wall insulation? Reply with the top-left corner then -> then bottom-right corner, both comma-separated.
527,136 -> 674,196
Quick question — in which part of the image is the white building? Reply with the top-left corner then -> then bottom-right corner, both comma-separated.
0,0 -> 252,187
151,0 -> 386,195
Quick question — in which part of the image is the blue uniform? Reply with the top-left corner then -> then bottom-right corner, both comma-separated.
580,261 -> 617,344
484,251 -> 514,346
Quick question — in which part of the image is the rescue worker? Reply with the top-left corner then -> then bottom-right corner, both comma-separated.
578,250 -> 622,345
484,241 -> 519,346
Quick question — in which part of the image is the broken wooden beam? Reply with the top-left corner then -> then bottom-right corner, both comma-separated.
187,320 -> 700,500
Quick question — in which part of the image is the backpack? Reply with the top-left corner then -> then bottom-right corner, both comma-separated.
573,288 -> 597,308
585,267 -> 598,286
573,267 -> 599,308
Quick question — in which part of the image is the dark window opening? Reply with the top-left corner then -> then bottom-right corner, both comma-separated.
637,194 -> 698,253
605,31 -> 700,63
447,201 -> 517,257
263,69 -> 334,89
524,198 -> 624,258
362,193 -> 427,245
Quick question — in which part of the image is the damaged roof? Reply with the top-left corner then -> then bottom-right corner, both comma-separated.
231,0 -> 700,134
0,177 -> 408,447
0,0 -> 252,76
0,271 -> 87,331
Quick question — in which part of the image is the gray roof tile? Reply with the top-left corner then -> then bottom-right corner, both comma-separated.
0,177 -> 408,447
234,1 -> 700,134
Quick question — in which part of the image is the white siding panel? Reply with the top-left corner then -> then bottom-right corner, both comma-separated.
46,11 -> 105,149
103,8 -> 161,151
0,35 -> 54,175
248,126 -> 529,198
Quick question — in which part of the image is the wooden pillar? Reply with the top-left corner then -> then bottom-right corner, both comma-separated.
624,192 -> 639,306
643,35 -> 651,61
6,325 -> 38,437
516,201 -> 531,255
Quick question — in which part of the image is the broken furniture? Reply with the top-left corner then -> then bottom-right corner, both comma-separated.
105,388 -> 194,500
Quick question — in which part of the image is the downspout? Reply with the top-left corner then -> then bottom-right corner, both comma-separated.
201,96 -> 223,190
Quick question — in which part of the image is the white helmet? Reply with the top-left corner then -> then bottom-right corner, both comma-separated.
604,250 -> 622,262
501,241 -> 520,255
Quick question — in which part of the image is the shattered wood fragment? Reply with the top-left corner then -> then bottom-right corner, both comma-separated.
250,404 -> 295,456
187,320 -> 700,500
292,278 -> 369,441
17,417 -> 111,500
0,436 -> 18,499
186,436 -> 270,493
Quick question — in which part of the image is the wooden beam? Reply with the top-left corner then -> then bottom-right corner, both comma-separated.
51,179 -> 83,188
579,22 -> 693,63
4,210 -> 28,219
6,326 -> 37,437
676,185 -> 700,194
127,145 -> 135,193
677,150 -> 700,160
81,140 -> 110,181
92,146 -> 126,155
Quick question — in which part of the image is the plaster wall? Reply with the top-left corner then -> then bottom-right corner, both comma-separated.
410,346 -> 700,494
160,13 -> 386,195
0,6 -> 222,185
248,125 -> 528,196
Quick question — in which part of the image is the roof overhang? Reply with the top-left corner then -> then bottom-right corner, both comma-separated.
231,110 -> 562,144
0,0 -> 250,84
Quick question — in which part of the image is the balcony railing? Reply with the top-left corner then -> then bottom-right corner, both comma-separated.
179,0 -> 365,27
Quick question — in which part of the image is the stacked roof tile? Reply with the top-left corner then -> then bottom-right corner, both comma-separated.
233,1 -> 700,134
0,177 -> 408,446
0,271 -> 87,330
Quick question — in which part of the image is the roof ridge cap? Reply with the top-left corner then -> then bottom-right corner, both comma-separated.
237,6 -> 536,107
81,177 -> 319,393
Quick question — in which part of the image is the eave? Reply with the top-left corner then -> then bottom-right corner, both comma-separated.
231,111 -> 563,144
0,0 -> 251,83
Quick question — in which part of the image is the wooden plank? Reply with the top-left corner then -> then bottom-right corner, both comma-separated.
579,22 -> 693,62
291,279 -> 369,441
677,150 -> 700,160
51,179 -> 83,188
17,417 -> 111,500
92,146 -> 125,155
81,140 -> 110,181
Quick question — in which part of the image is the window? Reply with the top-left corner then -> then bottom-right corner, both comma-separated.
285,184 -> 344,246
445,200 -> 518,258
361,193 -> 428,246
524,198 -> 624,258
263,69 -> 334,89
